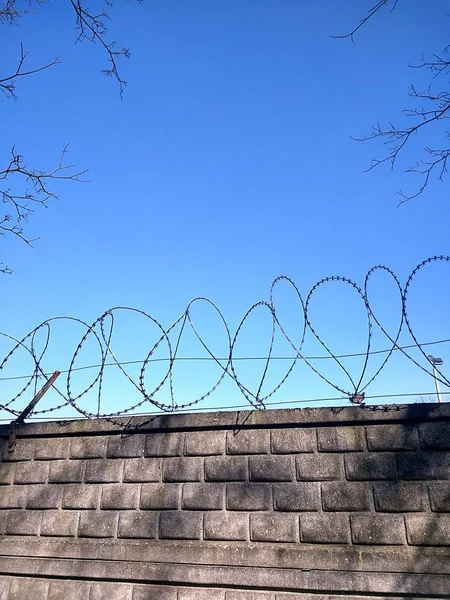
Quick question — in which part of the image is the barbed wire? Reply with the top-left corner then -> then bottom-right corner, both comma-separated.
1,255 -> 448,419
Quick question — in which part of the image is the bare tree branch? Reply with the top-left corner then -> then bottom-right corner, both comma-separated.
335,0 -> 450,201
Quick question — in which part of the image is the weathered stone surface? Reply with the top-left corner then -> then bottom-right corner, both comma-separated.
322,482 -> 372,511
345,453 -> 397,480
300,513 -> 350,543
123,458 -> 161,482
296,454 -> 343,481
79,511 -> 118,537
8,577 -> 49,600
205,456 -> 247,481
317,426 -> 365,452
179,589 -> 225,600
48,579 -> 91,600
1,438 -> 35,462
5,510 -> 41,535
406,515 -> 450,545
227,430 -> 269,455
41,510 -> 79,536
271,428 -> 316,454
204,511 -> 249,541
227,483 -> 271,511
26,484 -> 63,509
250,513 -> 297,542
227,594 -> 274,600
34,438 -> 70,460
118,511 -> 157,538
132,584 -> 177,600
398,452 -> 450,480
0,486 -> 26,509
107,434 -> 146,458
0,463 -> 14,485
85,459 -> 123,483
145,433 -> 184,457
49,460 -> 83,483
273,483 -> 320,512
429,483 -> 450,512
141,484 -> 180,509
101,484 -> 140,510
90,582 -> 133,600
374,482 -> 428,512
159,511 -> 202,539
249,456 -> 294,482
132,584 -> 177,599
182,483 -> 224,510
62,484 -> 101,510
366,424 -> 419,451
420,423 -> 450,449
350,515 -> 406,545
14,461 -> 49,484
185,431 -> 226,456
71,436 -> 107,459
163,457 -> 202,482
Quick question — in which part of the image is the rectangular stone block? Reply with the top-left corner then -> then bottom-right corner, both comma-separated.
34,438 -> 70,460
163,457 -> 202,482
14,461 -> 49,484
85,459 -> 123,483
1,438 -> 35,462
366,424 -> 419,451
227,429 -> 269,454
182,483 -> 224,510
273,483 -> 320,511
41,510 -> 79,536
249,456 -> 294,482
0,463 -> 14,485
90,582 -> 133,600
351,515 -> 406,545
296,454 -> 343,481
5,510 -> 41,535
48,580 -> 92,600
26,484 -> 63,509
374,482 -> 428,512
300,513 -> 350,544
0,486 -> 26,509
123,458 -> 161,482
63,484 -> 101,509
205,456 -> 247,481
79,511 -> 118,537
250,513 -> 297,542
406,515 -> 450,545
322,482 -> 372,511
271,428 -> 316,453
145,433 -> 184,457
132,585 -> 177,600
420,423 -> 450,449
429,483 -> 450,512
185,431 -> 226,455
141,484 -> 180,510
159,511 -> 202,539
107,434 -> 146,458
49,460 -> 83,483
118,511 -> 157,538
9,578 -> 49,600
398,452 -> 450,480
317,426 -> 365,452
71,436 -> 108,458
179,589 -> 225,600
101,484 -> 140,510
204,511 -> 249,541
227,483 -> 271,511
345,453 -> 398,480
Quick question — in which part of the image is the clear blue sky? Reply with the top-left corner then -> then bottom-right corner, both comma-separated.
1,1 -> 449,419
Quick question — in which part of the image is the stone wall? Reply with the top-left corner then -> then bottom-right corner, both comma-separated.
0,403 -> 449,599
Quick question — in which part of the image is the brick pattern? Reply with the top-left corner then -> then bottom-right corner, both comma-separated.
0,422 -> 449,547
